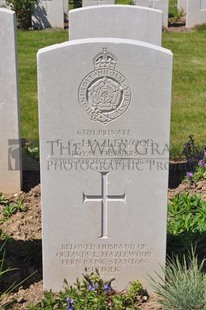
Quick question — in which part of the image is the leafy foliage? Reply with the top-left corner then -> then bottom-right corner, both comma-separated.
183,135 -> 206,183
167,193 -> 206,257
151,251 -> 206,310
7,0 -> 39,29
1,197 -> 27,220
28,271 -> 145,309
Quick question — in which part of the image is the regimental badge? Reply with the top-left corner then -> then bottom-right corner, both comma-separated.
78,48 -> 131,125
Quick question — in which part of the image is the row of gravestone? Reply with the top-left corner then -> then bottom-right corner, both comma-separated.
178,0 -> 206,27
32,0 -> 169,28
27,0 -> 206,29
33,0 -> 206,29
2,0 -> 206,29
0,6 -> 172,292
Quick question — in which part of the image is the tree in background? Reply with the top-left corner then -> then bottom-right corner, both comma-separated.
7,0 -> 39,29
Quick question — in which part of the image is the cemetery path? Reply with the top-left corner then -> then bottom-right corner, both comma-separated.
1,167 -> 206,309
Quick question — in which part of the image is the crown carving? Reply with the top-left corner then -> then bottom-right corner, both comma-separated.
93,48 -> 117,70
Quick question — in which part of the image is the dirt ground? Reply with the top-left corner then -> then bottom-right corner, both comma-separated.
1,159 -> 206,309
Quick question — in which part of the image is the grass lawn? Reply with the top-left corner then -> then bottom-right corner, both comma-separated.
17,25 -> 206,159
17,30 -> 68,142
162,29 -> 206,157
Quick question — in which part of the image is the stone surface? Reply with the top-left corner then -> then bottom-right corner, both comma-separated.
32,0 -> 64,29
64,0 -> 68,21
0,9 -> 22,193
134,0 -> 169,26
82,0 -> 114,7
69,5 -> 162,45
186,0 -> 206,27
0,0 -> 10,9
38,38 -> 173,292
177,0 -> 186,12
201,0 -> 206,10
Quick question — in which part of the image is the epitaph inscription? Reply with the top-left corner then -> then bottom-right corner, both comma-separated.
56,243 -> 153,272
78,48 -> 131,125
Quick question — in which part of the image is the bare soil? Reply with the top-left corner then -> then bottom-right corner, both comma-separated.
1,160 -> 206,309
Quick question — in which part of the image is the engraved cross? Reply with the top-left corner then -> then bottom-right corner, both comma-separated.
83,172 -> 126,239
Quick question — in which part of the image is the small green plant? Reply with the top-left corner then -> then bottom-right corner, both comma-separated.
167,193 -> 206,257
151,251 -> 206,310
0,240 -> 17,305
2,198 -> 27,219
0,229 -> 8,240
183,135 -> 206,183
28,271 -> 145,309
0,193 -> 8,206
25,146 -> 39,161
169,8 -> 185,22
194,23 -> 206,32
0,239 -> 38,308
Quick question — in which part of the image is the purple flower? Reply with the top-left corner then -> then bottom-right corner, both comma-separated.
198,160 -> 205,167
187,171 -> 194,178
66,297 -> 75,310
104,284 -> 111,293
88,284 -> 95,291
204,150 -> 206,157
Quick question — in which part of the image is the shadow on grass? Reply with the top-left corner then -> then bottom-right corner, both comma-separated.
167,231 -> 206,269
0,239 -> 42,293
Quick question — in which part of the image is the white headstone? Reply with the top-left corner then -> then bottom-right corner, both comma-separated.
177,0 -> 186,12
82,0 -> 114,7
201,0 -> 206,10
134,0 -> 169,26
0,9 -> 22,193
0,0 -> 11,9
64,0 -> 68,18
38,38 -> 172,292
186,0 -> 206,27
32,0 -> 64,29
69,5 -> 162,46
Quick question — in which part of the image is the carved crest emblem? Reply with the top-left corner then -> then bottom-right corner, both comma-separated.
78,48 -> 131,125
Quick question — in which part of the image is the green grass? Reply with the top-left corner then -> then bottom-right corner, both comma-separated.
17,30 -> 68,141
17,23 -> 206,159
162,30 -> 206,157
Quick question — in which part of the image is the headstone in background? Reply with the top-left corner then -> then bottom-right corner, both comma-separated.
38,37 -> 173,291
186,0 -> 206,27
69,5 -> 162,45
32,0 -> 64,29
82,0 -> 114,7
201,0 -> 206,10
0,9 -> 22,193
64,0 -> 68,22
177,0 -> 186,12
0,0 -> 11,9
133,0 -> 169,26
